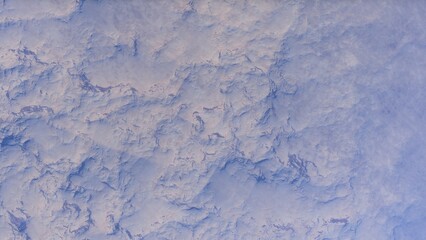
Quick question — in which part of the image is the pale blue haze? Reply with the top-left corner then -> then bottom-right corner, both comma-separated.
0,1 -> 425,239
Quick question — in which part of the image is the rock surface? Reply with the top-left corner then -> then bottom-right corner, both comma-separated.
0,1 -> 425,239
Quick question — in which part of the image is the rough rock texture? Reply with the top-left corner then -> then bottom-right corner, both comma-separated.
0,1 -> 426,239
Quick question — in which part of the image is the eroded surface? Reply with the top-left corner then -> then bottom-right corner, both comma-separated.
0,1 -> 426,239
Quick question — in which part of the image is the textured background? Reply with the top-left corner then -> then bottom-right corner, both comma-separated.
1,0 -> 426,239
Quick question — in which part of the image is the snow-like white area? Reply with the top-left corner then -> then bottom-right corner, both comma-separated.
1,1 -> 426,239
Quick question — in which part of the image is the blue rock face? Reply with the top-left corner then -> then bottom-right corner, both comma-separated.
0,1 -> 425,239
